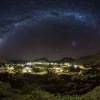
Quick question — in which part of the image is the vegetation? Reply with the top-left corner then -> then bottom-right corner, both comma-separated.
0,67 -> 99,100
0,81 -> 100,100
0,53 -> 100,100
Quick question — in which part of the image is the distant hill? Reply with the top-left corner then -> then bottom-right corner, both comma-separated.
55,57 -> 74,63
2,52 -> 100,66
8,60 -> 29,64
34,57 -> 49,62
0,59 -> 7,64
75,52 -> 100,66
33,57 -> 74,63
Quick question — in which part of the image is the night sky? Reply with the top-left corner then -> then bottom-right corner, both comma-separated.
0,0 -> 100,60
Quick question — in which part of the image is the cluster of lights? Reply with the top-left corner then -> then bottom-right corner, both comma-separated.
22,66 -> 32,73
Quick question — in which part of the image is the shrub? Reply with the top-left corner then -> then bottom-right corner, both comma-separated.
21,84 -> 40,94
0,81 -> 8,93
33,67 -> 45,72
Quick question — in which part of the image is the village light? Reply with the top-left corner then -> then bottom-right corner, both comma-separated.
74,64 -> 79,69
22,66 -> 33,73
26,62 -> 32,65
64,63 -> 72,66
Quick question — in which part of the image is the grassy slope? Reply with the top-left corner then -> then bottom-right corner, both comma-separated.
1,85 -> 100,100
75,53 -> 100,65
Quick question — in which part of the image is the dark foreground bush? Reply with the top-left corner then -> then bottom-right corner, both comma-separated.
1,86 -> 100,100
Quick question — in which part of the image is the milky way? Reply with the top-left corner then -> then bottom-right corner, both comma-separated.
0,1 -> 100,60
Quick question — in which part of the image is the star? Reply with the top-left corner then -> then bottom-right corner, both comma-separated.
72,41 -> 77,48
31,1 -> 35,4
56,49 -> 59,52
